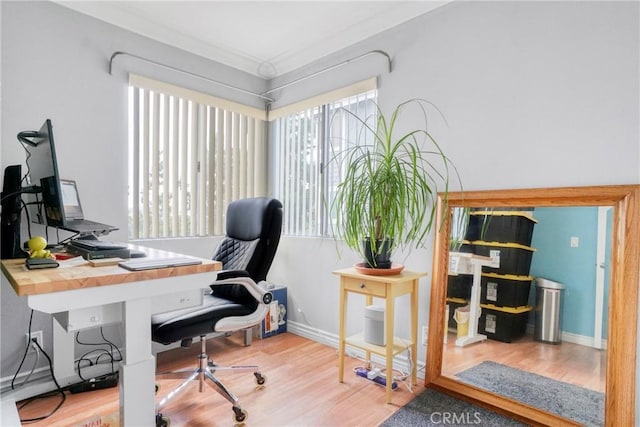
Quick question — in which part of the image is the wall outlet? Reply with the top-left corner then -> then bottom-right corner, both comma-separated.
422,325 -> 428,346
25,330 -> 43,350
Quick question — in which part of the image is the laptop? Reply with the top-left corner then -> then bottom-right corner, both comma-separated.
52,179 -> 117,233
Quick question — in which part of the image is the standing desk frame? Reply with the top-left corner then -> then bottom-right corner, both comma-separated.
1,250 -> 221,426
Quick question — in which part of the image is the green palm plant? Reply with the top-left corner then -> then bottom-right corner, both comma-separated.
329,98 -> 461,268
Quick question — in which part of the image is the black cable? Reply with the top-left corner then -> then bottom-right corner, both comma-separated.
17,130 -> 42,147
75,329 -> 122,377
76,354 -> 97,382
75,329 -> 122,360
18,340 -> 66,424
22,199 -> 33,240
0,186 -> 41,202
18,391 -> 65,424
18,137 -> 33,187
100,328 -> 123,362
11,310 -> 34,390
59,232 -> 80,245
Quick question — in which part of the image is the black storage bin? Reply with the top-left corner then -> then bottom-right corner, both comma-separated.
452,242 -> 475,254
465,211 -> 537,246
472,241 -> 535,276
447,274 -> 473,300
446,298 -> 468,330
479,304 -> 531,343
480,273 -> 533,307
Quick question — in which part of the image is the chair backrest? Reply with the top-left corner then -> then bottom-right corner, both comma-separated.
212,197 -> 283,283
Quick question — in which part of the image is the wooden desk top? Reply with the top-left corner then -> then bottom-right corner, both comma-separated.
2,248 -> 222,297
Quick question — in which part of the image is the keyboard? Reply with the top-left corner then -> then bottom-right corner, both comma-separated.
118,257 -> 202,271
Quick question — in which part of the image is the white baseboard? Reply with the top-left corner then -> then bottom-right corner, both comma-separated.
0,350 -> 119,402
525,323 -> 607,349
1,363 -> 116,403
287,320 -> 426,380
561,330 -> 607,350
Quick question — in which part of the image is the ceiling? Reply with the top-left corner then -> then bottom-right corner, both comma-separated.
55,1 -> 448,78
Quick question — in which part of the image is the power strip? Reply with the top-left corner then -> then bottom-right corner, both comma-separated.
68,372 -> 119,394
355,368 -> 398,390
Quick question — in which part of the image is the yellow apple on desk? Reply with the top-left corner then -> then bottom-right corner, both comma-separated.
28,236 -> 55,259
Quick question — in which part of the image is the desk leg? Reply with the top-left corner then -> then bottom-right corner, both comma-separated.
338,283 -> 347,383
364,295 -> 373,367
120,298 -> 156,427
410,279 -> 418,385
52,317 -> 75,381
385,294 -> 394,404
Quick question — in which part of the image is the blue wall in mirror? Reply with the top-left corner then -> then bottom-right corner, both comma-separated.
530,207 -> 610,340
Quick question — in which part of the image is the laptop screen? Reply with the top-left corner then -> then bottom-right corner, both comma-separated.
60,179 -> 84,220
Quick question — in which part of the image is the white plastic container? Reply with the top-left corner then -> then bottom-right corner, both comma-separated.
364,305 -> 385,346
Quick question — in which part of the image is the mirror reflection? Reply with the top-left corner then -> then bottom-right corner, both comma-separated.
442,206 -> 609,424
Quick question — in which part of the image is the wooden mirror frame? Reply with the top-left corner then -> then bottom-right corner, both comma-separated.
426,185 -> 640,426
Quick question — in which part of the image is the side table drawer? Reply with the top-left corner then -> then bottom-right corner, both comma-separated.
343,277 -> 386,297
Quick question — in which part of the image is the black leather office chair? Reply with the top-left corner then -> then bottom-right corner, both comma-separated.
151,197 -> 283,425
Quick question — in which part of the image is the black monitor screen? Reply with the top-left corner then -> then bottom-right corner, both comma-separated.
24,119 -> 64,226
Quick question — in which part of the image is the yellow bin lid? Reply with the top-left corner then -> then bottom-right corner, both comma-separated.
471,241 -> 536,252
470,210 -> 538,223
482,272 -> 534,281
480,303 -> 532,314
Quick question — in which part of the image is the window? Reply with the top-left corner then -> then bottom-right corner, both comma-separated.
128,75 -> 267,239
273,87 -> 377,237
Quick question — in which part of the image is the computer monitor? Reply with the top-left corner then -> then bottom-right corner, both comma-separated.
23,119 -> 65,225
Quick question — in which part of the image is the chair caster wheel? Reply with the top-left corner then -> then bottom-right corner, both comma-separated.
156,413 -> 170,427
254,372 -> 266,386
232,406 -> 248,424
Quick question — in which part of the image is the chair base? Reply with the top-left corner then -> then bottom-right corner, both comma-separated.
155,335 -> 265,425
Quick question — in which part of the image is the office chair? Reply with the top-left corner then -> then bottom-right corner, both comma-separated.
151,197 -> 283,425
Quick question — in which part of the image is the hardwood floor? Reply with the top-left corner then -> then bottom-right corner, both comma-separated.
442,332 -> 606,393
17,333 -> 423,426
16,331 -> 606,426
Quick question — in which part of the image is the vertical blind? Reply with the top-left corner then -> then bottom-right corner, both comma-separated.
128,75 -> 267,239
273,88 -> 377,237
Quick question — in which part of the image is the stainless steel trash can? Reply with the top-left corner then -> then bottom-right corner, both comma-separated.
534,278 -> 565,344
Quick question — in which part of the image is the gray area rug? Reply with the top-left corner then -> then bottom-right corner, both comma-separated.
456,361 -> 604,426
380,388 -> 525,427
382,361 -> 604,427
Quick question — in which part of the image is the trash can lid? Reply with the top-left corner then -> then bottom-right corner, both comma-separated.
535,278 -> 565,290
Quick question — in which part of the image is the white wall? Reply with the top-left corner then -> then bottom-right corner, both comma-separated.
0,0 -> 266,381
266,0 -> 639,413
268,0 -> 639,344
1,0 -> 638,415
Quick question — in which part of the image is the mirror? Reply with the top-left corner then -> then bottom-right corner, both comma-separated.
426,185 -> 640,426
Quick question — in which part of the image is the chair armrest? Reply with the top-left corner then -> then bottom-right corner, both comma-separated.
215,269 -> 251,281
209,271 -> 274,333
211,270 -> 273,305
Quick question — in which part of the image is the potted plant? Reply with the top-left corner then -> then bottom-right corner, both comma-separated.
328,98 -> 460,271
